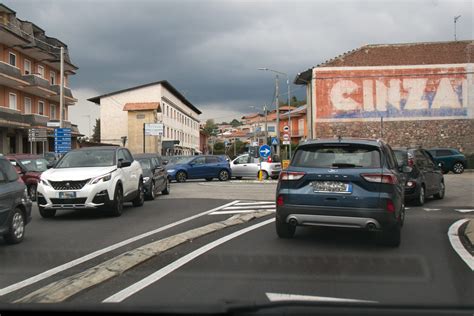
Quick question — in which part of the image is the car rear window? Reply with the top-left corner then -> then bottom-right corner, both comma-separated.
393,150 -> 408,166
292,144 -> 381,168
0,159 -> 19,182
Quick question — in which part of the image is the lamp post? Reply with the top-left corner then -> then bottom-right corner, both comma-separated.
258,68 -> 291,159
454,15 -> 461,41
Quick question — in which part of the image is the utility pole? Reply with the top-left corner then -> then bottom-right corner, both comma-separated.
275,75 -> 280,157
59,46 -> 64,128
454,15 -> 461,41
287,77 -> 292,159
264,104 -> 268,144
234,137 -> 236,157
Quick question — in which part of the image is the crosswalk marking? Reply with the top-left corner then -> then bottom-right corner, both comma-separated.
209,201 -> 275,216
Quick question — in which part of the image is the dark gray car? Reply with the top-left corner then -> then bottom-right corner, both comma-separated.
0,156 -> 32,244
135,154 -> 170,200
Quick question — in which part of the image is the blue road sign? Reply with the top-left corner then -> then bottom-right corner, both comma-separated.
54,128 -> 72,154
259,145 -> 271,159
271,137 -> 279,146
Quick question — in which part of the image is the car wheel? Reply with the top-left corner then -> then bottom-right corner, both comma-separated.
176,171 -> 187,183
38,206 -> 56,218
434,181 -> 445,199
414,185 -> 425,206
132,181 -> 145,207
205,177 -> 213,181
3,208 -> 25,244
452,162 -> 464,174
162,178 -> 170,195
258,170 -> 269,180
399,206 -> 406,227
376,225 -> 401,247
218,169 -> 230,181
28,184 -> 37,202
275,216 -> 296,239
146,181 -> 155,201
109,185 -> 124,217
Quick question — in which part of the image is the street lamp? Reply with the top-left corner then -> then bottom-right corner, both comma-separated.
258,67 -> 292,159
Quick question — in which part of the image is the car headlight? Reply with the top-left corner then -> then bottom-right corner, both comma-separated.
41,179 -> 50,186
167,169 -> 176,173
90,173 -> 112,185
143,177 -> 150,183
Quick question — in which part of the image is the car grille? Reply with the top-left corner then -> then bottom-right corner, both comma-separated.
49,179 -> 90,190
50,198 -> 87,205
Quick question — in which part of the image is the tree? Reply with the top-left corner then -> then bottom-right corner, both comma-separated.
203,119 -> 217,136
91,119 -> 100,142
230,119 -> 242,127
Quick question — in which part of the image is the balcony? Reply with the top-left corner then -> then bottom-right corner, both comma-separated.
0,106 -> 30,128
23,113 -> 49,127
50,85 -> 78,105
21,74 -> 56,98
0,61 -> 29,88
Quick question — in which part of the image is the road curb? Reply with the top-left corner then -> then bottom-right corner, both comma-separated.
448,219 -> 474,271
463,219 -> 474,247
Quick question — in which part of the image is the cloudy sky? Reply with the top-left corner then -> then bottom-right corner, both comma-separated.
4,0 -> 472,136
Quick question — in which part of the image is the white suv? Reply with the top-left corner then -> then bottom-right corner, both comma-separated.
37,147 -> 144,217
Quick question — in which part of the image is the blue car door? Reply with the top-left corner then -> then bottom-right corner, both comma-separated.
187,156 -> 207,179
205,156 -> 222,177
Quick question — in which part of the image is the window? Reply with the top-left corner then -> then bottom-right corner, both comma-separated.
414,150 -> 428,168
38,101 -> 45,115
24,97 -> 32,114
236,155 -> 250,164
206,156 -> 220,163
192,157 -> 206,165
50,104 -> 57,119
9,52 -> 16,66
123,149 -> 133,162
435,150 -> 453,157
117,150 -> 126,162
50,71 -> 56,85
292,145 -> 381,168
8,93 -> 17,110
37,65 -> 45,78
0,159 -> 18,182
24,59 -> 31,75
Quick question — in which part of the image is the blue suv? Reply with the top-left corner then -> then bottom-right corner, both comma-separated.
166,155 -> 231,182
275,138 -> 409,247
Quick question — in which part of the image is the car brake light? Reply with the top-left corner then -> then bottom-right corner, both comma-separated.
386,200 -> 395,213
361,173 -> 398,184
277,195 -> 284,206
267,157 -> 272,163
279,171 -> 305,181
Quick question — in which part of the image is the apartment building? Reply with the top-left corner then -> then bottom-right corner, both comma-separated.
88,80 -> 201,155
0,4 -> 79,154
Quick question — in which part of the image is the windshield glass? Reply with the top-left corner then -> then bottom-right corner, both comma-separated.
169,156 -> 193,164
19,158 -> 49,172
137,158 -> 152,170
55,150 -> 116,168
292,145 -> 381,168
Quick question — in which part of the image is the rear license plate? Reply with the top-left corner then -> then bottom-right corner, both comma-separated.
312,181 -> 352,194
59,191 -> 77,199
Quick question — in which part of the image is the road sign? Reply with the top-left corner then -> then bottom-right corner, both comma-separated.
283,134 -> 290,141
144,123 -> 164,136
283,125 -> 289,132
283,140 -> 291,145
259,145 -> 271,159
55,128 -> 72,154
28,128 -> 47,142
47,121 -> 61,127
271,137 -> 279,146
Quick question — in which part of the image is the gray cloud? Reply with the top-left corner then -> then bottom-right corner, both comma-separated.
4,0 -> 472,130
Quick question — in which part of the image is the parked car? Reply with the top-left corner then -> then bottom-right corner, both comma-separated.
37,146 -> 144,218
393,148 -> 445,206
275,138 -> 409,247
134,154 -> 170,200
43,152 -> 59,165
163,155 -> 190,165
166,155 -> 231,182
0,156 -> 32,244
231,154 -> 281,179
6,154 -> 49,201
427,148 -> 467,174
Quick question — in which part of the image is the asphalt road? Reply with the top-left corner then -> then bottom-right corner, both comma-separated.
0,173 -> 472,313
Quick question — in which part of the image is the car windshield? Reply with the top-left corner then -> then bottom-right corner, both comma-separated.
55,150 -> 116,168
137,158 -> 152,170
292,145 -> 381,168
19,158 -> 49,172
170,156 -> 194,164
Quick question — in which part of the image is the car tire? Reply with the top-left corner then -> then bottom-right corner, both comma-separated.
3,208 -> 25,244
275,216 -> 296,239
146,181 -> 155,201
218,169 -> 230,181
176,171 -> 187,183
109,185 -> 124,217
258,170 -> 269,180
38,206 -> 56,218
162,178 -> 171,195
414,185 -> 425,206
434,181 -> 445,199
205,177 -> 213,181
376,225 -> 401,247
132,181 -> 145,207
28,184 -> 37,202
452,162 -> 464,174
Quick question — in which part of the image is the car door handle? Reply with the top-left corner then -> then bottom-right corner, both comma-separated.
243,164 -> 247,166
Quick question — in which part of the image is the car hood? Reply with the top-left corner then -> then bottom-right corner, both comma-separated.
42,166 -> 117,181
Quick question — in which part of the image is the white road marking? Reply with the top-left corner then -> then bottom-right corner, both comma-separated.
405,207 -> 410,210
0,200 -> 240,297
210,209 -> 275,215
447,219 -> 474,271
455,209 -> 474,213
423,208 -> 441,212
103,218 -> 275,303
234,202 -> 275,206
223,205 -> 276,210
266,292 -> 377,303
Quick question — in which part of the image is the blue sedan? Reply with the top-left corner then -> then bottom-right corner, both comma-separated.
166,156 -> 231,182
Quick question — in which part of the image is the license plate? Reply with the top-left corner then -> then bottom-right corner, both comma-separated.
59,191 -> 77,199
312,181 -> 352,194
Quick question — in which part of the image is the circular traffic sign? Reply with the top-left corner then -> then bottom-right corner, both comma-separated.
259,145 -> 272,159
283,134 -> 290,140
283,126 -> 289,132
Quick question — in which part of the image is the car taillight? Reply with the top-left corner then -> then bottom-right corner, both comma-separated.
386,200 -> 395,213
277,195 -> 284,206
361,173 -> 398,184
279,171 -> 305,181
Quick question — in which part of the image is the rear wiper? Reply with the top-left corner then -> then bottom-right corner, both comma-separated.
331,163 -> 363,168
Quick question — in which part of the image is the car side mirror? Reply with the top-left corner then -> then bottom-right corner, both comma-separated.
118,160 -> 132,168
402,165 -> 412,173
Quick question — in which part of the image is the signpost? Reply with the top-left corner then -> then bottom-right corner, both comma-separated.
54,128 -> 71,154
271,137 -> 279,146
258,145 -> 271,181
28,128 -> 48,154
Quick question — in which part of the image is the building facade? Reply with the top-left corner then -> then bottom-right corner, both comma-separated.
295,40 -> 474,153
88,81 -> 201,155
279,105 -> 307,143
0,4 -> 79,154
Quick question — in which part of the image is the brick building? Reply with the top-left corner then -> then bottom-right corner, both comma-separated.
295,40 -> 474,153
0,4 -> 80,154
